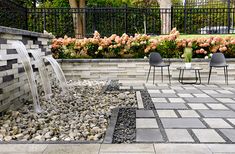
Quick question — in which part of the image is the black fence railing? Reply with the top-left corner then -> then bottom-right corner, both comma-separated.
27,7 -> 235,37
0,0 -> 235,37
172,7 -> 235,34
27,7 -> 163,37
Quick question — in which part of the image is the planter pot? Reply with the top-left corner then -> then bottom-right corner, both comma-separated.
185,62 -> 192,69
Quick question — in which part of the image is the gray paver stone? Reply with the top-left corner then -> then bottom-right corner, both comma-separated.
176,90 -> 203,94
152,98 -> 168,103
198,110 -> 235,118
212,94 -> 235,98
165,129 -> 194,142
177,94 -> 194,98
136,118 -> 158,128
206,104 -> 229,110
157,110 -> 177,117
216,98 -> 235,103
136,129 -> 164,142
192,129 -> 225,143
203,118 -> 233,128
188,103 -> 209,109
154,144 -> 212,154
161,118 -> 206,128
168,98 -> 185,103
227,118 -> 235,125
178,110 -> 200,117
150,93 -> 178,98
226,104 -> 235,110
154,103 -> 188,110
136,110 -> 155,118
207,144 -> 235,153
220,129 -> 235,142
184,97 -> 217,103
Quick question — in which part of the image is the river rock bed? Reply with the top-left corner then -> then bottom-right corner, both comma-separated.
140,90 -> 155,110
0,80 -> 137,142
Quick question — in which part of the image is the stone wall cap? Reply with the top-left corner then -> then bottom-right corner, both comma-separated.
0,26 -> 54,39
60,58 -> 235,63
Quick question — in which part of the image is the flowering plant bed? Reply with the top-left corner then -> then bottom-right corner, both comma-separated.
51,28 -> 235,59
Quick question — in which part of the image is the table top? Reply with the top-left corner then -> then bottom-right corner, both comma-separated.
177,67 -> 203,70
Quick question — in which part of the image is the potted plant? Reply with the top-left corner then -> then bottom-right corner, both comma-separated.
183,47 -> 192,68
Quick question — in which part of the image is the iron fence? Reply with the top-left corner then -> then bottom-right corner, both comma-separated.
27,7 -> 162,37
0,0 -> 235,37
27,7 -> 235,37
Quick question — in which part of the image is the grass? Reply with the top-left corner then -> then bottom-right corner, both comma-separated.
151,34 -> 235,39
179,34 -> 235,39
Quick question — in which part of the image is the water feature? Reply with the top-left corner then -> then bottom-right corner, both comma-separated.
44,56 -> 68,92
30,50 -> 52,100
12,41 -> 42,113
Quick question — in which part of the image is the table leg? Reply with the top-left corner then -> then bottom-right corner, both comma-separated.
181,69 -> 185,84
178,69 -> 182,83
195,70 -> 198,83
198,70 -> 201,84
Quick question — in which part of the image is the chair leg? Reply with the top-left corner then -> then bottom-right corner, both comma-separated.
224,66 -> 227,84
153,66 -> 155,84
226,66 -> 228,85
146,66 -> 151,83
208,67 -> 212,84
168,66 -> 171,84
161,67 -> 163,83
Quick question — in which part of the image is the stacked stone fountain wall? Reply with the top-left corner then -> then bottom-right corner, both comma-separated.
0,26 -> 54,112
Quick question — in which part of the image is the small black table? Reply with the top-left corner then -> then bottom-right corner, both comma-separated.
177,67 -> 203,84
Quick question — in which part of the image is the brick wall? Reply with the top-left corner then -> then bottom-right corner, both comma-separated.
61,59 -> 235,84
0,26 -> 54,112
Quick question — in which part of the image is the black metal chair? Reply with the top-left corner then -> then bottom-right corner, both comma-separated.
208,52 -> 228,85
146,52 -> 171,84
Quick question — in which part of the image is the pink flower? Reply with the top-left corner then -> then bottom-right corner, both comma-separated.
231,40 -> 235,44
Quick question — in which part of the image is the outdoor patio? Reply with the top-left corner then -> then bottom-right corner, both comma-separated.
121,81 -> 235,143
1,0 -> 235,153
1,81 -> 235,153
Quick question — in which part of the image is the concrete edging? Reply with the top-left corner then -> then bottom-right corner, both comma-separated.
103,108 -> 119,144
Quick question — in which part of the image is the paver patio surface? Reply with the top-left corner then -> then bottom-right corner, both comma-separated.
119,81 -> 235,144
1,82 -> 235,153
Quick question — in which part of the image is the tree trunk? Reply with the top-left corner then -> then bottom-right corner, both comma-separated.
69,0 -> 85,38
79,0 -> 86,37
157,0 -> 172,34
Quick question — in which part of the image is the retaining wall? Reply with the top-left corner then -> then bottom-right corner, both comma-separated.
0,26 -> 53,112
61,59 -> 235,83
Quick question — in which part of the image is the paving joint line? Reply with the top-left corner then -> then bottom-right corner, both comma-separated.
174,109 -> 182,118
187,129 -> 200,143
152,110 -> 168,143
214,128 -> 233,144
223,118 -> 235,128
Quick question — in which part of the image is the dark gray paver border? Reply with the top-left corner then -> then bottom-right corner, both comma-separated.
103,108 -> 119,144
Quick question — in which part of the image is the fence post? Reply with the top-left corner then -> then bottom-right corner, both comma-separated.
125,4 -> 128,34
228,0 -> 231,34
25,8 -> 28,30
93,8 -> 97,32
184,1 -> 187,34
43,9 -> 46,31
171,6 -> 173,30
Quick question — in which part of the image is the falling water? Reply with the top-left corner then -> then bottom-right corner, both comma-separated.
30,50 -> 52,100
44,56 -> 68,92
12,41 -> 42,113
